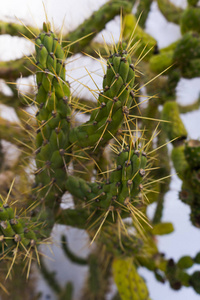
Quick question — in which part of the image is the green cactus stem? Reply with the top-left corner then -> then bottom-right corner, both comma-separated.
180,7 -> 200,34
66,0 -> 133,53
0,198 -> 50,265
184,139 -> 200,169
171,145 -> 189,180
69,45 -> 135,150
40,256 -> 62,294
149,51 -> 173,74
161,101 -> 187,144
173,32 -> 200,78
0,20 -> 37,38
65,146 -> 147,225
135,0 -> 153,28
81,247 -> 112,300
187,0 -> 199,5
0,117 -> 32,152
123,14 -> 157,60
34,25 -> 71,209
99,224 -> 143,257
190,271 -> 200,294
157,0 -> 183,24
0,56 -> 35,80
113,258 -> 150,300
61,235 -> 88,265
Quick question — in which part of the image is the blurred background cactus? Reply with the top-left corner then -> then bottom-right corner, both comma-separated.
0,0 -> 200,299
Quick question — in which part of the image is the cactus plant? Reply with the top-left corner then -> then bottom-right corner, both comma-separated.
1,1 -> 200,299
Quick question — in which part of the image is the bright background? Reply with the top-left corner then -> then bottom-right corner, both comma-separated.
0,0 -> 200,299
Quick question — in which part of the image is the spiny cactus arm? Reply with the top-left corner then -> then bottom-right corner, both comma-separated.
61,235 -> 88,265
33,26 -> 72,209
161,101 -> 187,145
39,256 -> 62,294
65,148 -> 147,218
0,200 -> 50,264
0,91 -> 20,107
178,98 -> 200,113
65,0 -> 133,53
185,139 -> 200,169
149,51 -> 174,74
135,0 -> 153,28
80,248 -> 112,300
59,282 -> 73,300
171,145 -> 189,180
187,0 -> 199,5
99,224 -> 144,257
157,0 -> 183,24
0,56 -> 35,80
113,258 -> 151,300
180,7 -> 200,34
123,14 -> 157,61
69,46 -> 135,150
111,293 -> 121,300
0,117 -> 32,151
152,129 -> 171,224
0,20 -> 37,38
173,32 -> 200,78
55,208 -> 90,229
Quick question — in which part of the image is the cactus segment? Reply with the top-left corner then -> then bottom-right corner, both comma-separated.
190,271 -> 200,294
66,0 -> 133,53
135,0 -> 153,28
65,147 -> 147,222
149,51 -> 173,74
177,256 -> 194,269
69,47 -> 135,150
157,0 -> 183,24
123,14 -> 156,60
161,101 -> 187,143
180,7 -> 200,34
0,200 -> 45,259
100,226 -> 143,257
187,0 -> 199,5
171,145 -> 189,179
173,32 -> 200,78
184,139 -> 200,169
151,222 -> 174,235
34,29 -> 71,208
113,258 -> 150,300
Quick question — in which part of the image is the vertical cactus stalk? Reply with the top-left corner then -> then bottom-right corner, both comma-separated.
34,23 -> 71,209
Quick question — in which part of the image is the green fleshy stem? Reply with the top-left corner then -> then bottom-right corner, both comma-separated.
65,0 -> 133,53
113,258 -> 150,300
34,29 -> 71,208
157,0 -> 183,24
123,14 -> 157,60
65,148 -> 147,224
61,235 -> 88,265
173,32 -> 200,78
0,201 -> 47,258
69,46 -> 135,150
180,7 -> 200,35
135,0 -> 153,28
161,101 -> 187,144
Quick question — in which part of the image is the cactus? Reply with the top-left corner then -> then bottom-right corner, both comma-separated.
69,45 -> 136,150
34,25 -> 71,210
1,2 -> 200,299
113,258 -> 150,300
180,7 -> 200,34
157,0 -> 183,24
161,101 -> 187,143
173,32 -> 200,78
